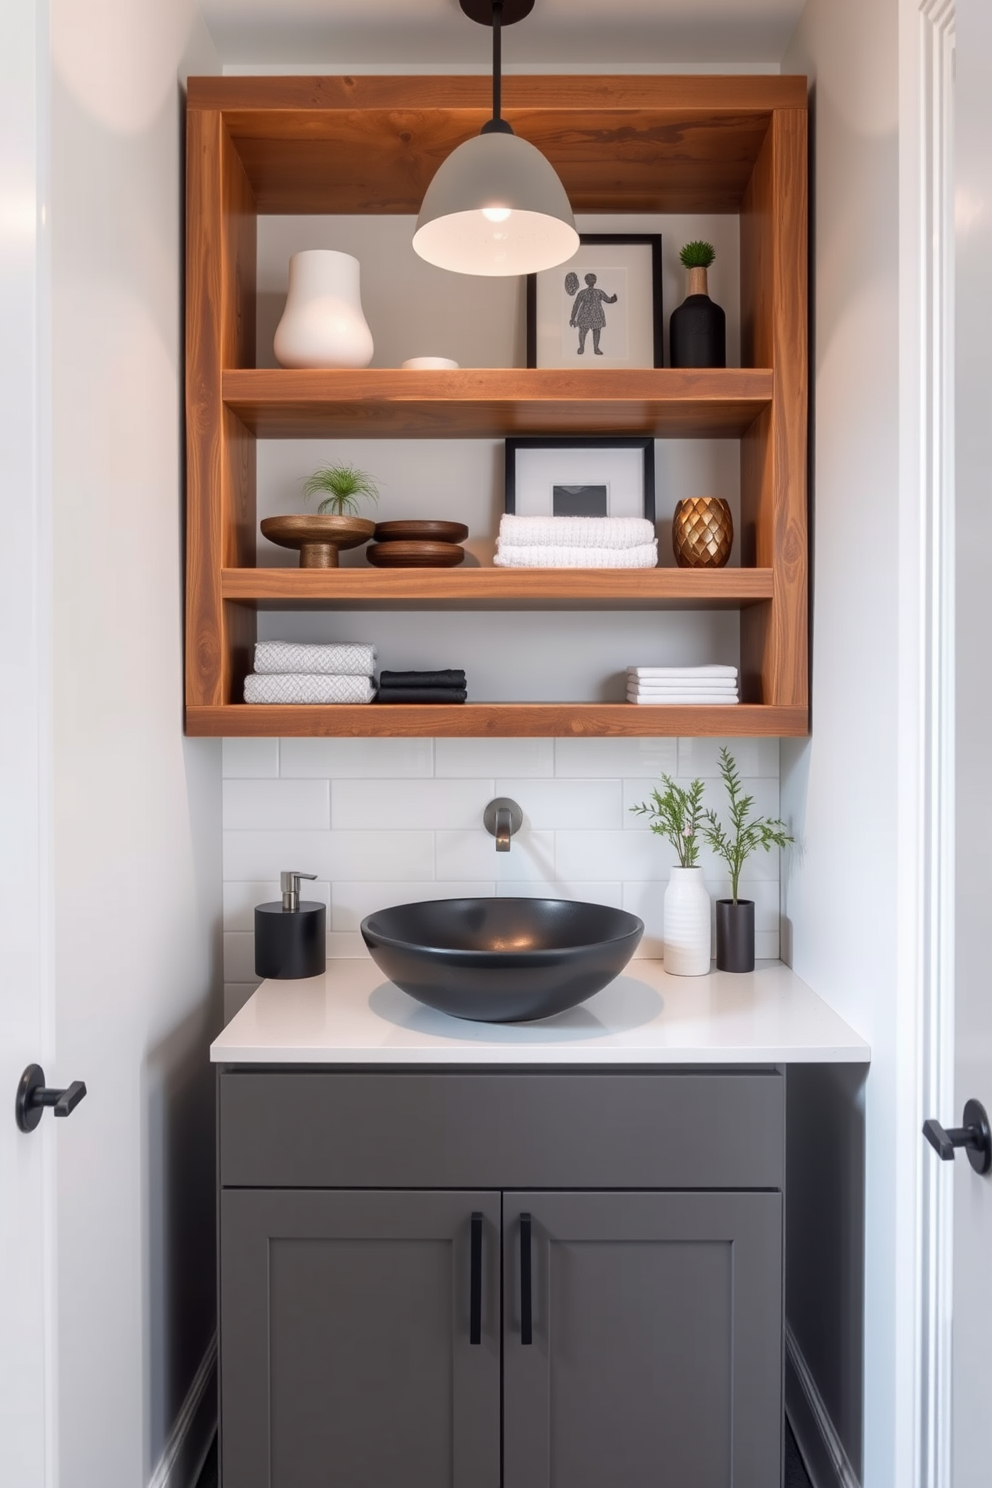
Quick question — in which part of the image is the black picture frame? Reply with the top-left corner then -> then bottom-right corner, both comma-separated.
526,234 -> 663,369
504,437 -> 656,522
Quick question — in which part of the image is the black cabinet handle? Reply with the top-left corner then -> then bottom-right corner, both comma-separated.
923,1098 -> 992,1174
470,1212 -> 482,1345
16,1065 -> 87,1134
520,1212 -> 533,1345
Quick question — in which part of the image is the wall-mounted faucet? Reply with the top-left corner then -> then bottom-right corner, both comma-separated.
483,797 -> 523,852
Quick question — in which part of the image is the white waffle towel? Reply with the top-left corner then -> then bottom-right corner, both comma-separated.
500,516 -> 657,549
627,693 -> 739,705
254,641 -> 376,676
628,665 -> 738,680
494,542 -> 658,569
245,673 -> 376,705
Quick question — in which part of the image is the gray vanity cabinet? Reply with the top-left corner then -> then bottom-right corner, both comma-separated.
217,1068 -> 786,1488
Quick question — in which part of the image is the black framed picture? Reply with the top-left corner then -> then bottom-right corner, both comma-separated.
504,437 -> 656,521
526,234 -> 663,369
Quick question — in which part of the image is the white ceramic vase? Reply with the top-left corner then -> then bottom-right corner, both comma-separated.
273,249 -> 374,369
663,866 -> 711,976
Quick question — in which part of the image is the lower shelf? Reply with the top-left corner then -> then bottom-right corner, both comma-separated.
185,703 -> 808,738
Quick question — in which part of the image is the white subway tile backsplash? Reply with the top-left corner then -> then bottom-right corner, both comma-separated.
332,777 -> 494,831
554,829 -> 671,881
435,737 -> 554,778
223,737 -> 279,778
554,737 -> 678,778
223,829 -> 433,881
224,830 -> 334,881
677,736 -> 780,779
332,880 -> 495,931
495,881 -> 624,907
327,932 -> 371,959
223,778 -> 330,830
436,829 -> 556,881
280,736 -> 433,778
496,778 -> 622,831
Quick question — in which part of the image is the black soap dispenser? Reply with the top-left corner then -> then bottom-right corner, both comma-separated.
255,871 -> 326,979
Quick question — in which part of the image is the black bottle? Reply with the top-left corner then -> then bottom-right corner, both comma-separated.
669,266 -> 726,368
255,871 -> 326,979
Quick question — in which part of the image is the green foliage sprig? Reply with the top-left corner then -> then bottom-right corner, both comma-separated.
701,747 -> 793,902
629,775 -> 707,868
679,240 -> 716,269
303,463 -> 381,517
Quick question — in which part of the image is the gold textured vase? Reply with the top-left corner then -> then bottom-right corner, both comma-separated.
672,497 -> 733,568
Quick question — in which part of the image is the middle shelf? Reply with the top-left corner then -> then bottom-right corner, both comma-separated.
221,567 -> 775,610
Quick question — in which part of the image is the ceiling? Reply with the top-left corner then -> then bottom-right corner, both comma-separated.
200,0 -> 806,68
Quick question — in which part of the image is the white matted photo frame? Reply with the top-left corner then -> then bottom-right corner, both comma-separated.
504,437 -> 656,521
526,234 -> 663,369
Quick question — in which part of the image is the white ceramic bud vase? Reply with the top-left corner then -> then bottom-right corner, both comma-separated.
663,866 -> 711,976
273,249 -> 374,369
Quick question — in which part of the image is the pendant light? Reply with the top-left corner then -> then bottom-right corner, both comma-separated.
413,0 -> 579,277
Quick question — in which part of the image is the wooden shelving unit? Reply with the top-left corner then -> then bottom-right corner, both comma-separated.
185,75 -> 808,738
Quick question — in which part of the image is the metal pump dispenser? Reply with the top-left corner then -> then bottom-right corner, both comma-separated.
255,869 -> 326,979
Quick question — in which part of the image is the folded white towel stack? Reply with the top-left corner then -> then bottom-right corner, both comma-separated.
495,515 -> 658,569
244,639 -> 377,705
627,664 -> 739,705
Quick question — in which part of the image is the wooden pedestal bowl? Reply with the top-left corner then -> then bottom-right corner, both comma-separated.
260,514 -> 376,568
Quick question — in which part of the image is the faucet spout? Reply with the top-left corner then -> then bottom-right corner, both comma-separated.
483,797 -> 523,852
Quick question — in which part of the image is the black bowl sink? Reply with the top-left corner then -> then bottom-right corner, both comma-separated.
360,897 -> 644,1023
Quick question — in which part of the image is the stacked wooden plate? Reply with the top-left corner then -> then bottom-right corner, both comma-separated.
367,520 -> 469,568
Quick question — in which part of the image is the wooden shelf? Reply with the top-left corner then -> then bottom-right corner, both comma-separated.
223,368 -> 773,439
186,703 -> 808,739
221,566 -> 775,610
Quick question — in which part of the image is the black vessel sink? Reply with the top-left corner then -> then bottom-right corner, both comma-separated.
360,897 -> 644,1023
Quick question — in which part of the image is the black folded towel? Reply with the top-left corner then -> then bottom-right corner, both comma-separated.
378,669 -> 466,689
376,686 -> 468,704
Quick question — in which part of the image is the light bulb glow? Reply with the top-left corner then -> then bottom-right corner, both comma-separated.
482,206 -> 512,222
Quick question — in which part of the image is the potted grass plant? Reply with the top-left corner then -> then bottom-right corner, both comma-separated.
259,463 -> 381,568
669,240 -> 726,368
630,774 -> 710,976
701,747 -> 793,972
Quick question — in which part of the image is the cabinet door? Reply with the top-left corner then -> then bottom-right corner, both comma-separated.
502,1191 -> 782,1488
221,1189 -> 501,1488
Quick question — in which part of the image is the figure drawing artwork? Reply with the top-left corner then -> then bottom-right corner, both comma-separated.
527,235 -> 662,370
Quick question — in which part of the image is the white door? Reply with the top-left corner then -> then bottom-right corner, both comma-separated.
947,1 -> 992,1482
0,0 -> 54,1479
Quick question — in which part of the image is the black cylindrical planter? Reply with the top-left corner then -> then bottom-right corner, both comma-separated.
715,899 -> 755,973
669,294 -> 727,368
255,900 -> 326,978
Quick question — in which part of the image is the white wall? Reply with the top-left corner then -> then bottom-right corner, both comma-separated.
48,1 -> 223,1483
782,1 -> 911,1483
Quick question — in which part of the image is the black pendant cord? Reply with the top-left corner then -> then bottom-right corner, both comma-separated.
482,0 -> 514,134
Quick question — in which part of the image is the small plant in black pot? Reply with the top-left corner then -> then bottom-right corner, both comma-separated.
669,240 -> 726,368
701,748 -> 793,972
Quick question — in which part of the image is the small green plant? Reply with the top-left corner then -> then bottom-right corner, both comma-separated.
679,240 -> 716,269
302,463 -> 381,517
701,747 -> 793,902
629,775 -> 707,868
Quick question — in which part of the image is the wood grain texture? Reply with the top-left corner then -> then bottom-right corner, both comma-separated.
220,567 -> 775,609
739,109 -> 808,710
186,703 -> 809,739
222,368 -> 773,440
185,76 -> 805,215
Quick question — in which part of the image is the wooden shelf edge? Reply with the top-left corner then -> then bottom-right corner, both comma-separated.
220,567 -> 775,607
185,703 -> 808,739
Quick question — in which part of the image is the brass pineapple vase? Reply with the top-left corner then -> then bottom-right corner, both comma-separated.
672,497 -> 733,568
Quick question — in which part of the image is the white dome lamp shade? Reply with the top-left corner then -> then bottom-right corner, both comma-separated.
413,0 -> 578,277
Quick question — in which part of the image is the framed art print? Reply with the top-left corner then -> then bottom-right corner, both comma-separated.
526,234 -> 663,369
504,437 -> 656,521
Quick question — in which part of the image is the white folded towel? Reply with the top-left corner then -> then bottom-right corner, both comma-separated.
494,542 -> 658,569
628,664 -> 738,680
500,515 -> 657,550
254,641 -> 376,676
630,682 -> 739,696
627,692 -> 739,705
245,673 -> 376,705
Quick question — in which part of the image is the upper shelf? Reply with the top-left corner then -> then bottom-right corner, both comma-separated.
223,368 -> 773,439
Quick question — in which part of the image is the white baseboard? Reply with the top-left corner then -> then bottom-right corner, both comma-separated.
785,1322 -> 861,1488
148,1332 -> 217,1488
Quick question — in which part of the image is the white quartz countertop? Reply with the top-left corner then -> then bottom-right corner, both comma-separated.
211,960 -> 870,1066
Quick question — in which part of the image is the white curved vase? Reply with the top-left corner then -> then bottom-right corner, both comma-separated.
273,250 -> 374,369
663,866 -> 711,976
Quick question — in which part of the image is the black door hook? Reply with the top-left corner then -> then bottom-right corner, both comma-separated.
15,1064 -> 87,1134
